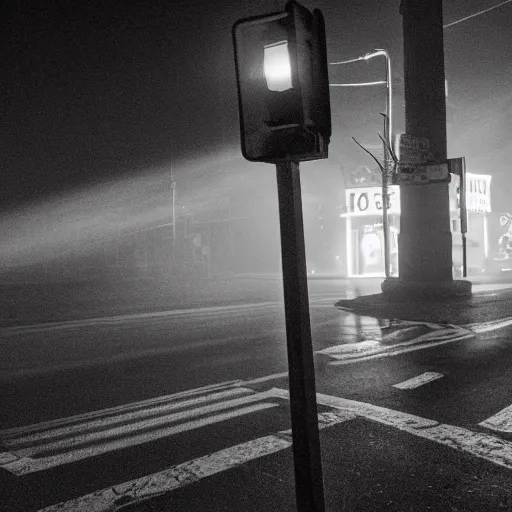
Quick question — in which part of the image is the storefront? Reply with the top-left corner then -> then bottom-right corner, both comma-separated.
342,185 -> 400,277
342,172 -> 493,278
450,172 -> 492,274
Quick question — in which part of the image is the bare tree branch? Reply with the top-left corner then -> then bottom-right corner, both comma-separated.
379,113 -> 399,165
377,132 -> 398,166
352,137 -> 384,173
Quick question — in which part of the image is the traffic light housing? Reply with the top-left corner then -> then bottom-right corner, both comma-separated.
233,1 -> 331,163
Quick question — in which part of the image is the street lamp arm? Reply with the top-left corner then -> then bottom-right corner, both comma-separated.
330,56 -> 364,65
363,49 -> 389,60
329,81 -> 386,87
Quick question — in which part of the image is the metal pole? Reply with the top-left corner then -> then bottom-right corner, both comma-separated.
170,155 -> 176,249
460,157 -> 468,277
382,127 -> 390,278
381,50 -> 392,278
462,233 -> 467,277
385,50 -> 393,147
171,181 -> 176,247
331,49 -> 393,278
275,161 -> 325,512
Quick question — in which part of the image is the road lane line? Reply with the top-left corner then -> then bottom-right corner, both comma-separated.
2,402 -> 280,476
0,380 -> 246,438
36,410 -> 354,512
0,302 -> 282,334
479,404 -> 512,433
392,372 -> 444,389
242,372 -> 288,385
2,387 -> 255,448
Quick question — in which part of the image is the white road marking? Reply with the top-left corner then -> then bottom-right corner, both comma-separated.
40,388 -> 512,512
2,387 -> 254,448
463,316 -> 512,334
0,387 -> 286,475
3,389 -> 262,454
2,403 -> 279,476
0,380 -> 245,438
319,323 -> 474,364
242,372 -> 288,385
479,404 -> 512,433
0,301 -> 282,335
37,409 -> 354,512
392,372 -> 444,389
304,390 -> 512,471
22,384 -> 512,511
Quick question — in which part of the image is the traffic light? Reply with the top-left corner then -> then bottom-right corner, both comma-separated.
232,1 -> 331,163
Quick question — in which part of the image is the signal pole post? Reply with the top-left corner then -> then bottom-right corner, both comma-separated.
232,2 -> 331,510
276,160 -> 325,512
383,0 -> 471,297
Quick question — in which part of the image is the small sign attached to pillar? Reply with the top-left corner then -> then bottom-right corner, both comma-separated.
398,133 -> 435,164
397,162 -> 450,185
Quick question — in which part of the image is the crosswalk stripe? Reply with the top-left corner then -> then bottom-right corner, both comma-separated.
0,388 -> 290,476
0,380 -> 244,438
35,383 -> 512,512
479,404 -> 512,433
307,390 -> 512,470
11,391 -> 278,458
392,372 -> 444,389
2,402 -> 279,476
16,385 -> 512,512
2,387 -> 254,449
36,409 -> 354,512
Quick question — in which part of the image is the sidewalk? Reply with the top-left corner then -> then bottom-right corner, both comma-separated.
334,276 -> 512,325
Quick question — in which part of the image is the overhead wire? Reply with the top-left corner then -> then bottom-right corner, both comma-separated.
443,0 -> 512,28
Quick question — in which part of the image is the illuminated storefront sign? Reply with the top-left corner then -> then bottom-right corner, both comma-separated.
466,173 -> 491,213
343,175 -> 491,277
344,186 -> 401,216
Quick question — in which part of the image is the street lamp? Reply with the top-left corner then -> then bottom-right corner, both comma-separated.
362,49 -> 392,154
330,49 -> 393,278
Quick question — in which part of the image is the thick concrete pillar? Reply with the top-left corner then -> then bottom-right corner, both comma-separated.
382,0 -> 471,297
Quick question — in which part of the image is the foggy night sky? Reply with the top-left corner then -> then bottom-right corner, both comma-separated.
2,0 -> 512,218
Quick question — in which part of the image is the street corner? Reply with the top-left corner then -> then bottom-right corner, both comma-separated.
334,293 -> 389,317
334,292 -> 477,326
316,319 -> 474,365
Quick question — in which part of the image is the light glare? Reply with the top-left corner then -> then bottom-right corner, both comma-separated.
264,41 -> 292,92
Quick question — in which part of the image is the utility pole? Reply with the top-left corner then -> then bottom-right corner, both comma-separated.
383,0 -> 471,297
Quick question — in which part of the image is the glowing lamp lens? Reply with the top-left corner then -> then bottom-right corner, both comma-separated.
263,41 -> 292,92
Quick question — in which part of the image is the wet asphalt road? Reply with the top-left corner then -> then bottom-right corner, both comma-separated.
2,277 -> 512,511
